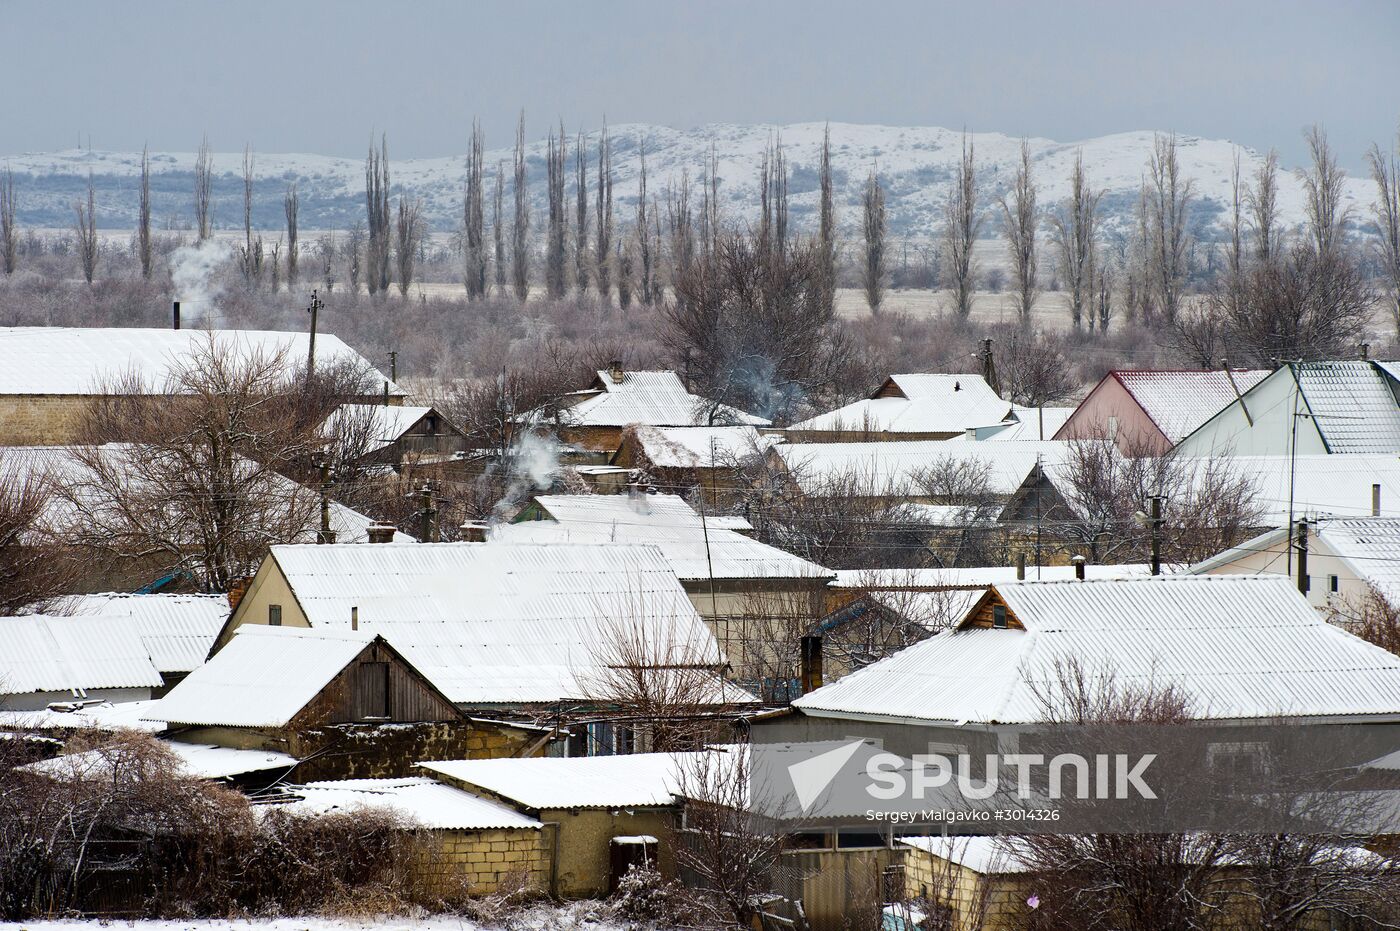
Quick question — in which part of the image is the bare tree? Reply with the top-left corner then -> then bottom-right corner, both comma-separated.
595,124 -> 614,300
463,119 -> 487,299
394,197 -> 423,297
573,129 -> 589,294
73,173 -> 98,284
365,135 -> 392,296
137,146 -> 152,279
511,112 -> 530,302
1146,133 -> 1194,326
637,140 -> 655,305
861,166 -> 887,313
996,328 -> 1079,438
238,146 -> 264,287
545,122 -> 568,300
943,133 -> 981,319
665,170 -> 695,291
1049,150 -> 1102,333
700,144 -> 720,262
816,124 -> 838,316
345,222 -> 365,293
1368,134 -> 1400,332
1300,125 -> 1348,262
1248,149 -> 1281,265
0,163 -> 16,275
194,134 -> 213,242
1001,138 -> 1039,326
0,454 -> 77,613
283,181 -> 299,288
617,233 -> 634,309
318,229 -> 337,294
492,161 -> 507,296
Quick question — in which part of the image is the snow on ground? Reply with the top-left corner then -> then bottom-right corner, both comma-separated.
0,904 -> 648,931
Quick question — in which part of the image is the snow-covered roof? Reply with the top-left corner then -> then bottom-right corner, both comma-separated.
6,444 -> 413,545
273,777 -> 541,830
60,593 -> 229,674
0,700 -> 166,733
0,327 -> 401,396
323,404 -> 437,454
1110,370 -> 1269,444
830,564 -> 1152,590
625,424 -> 776,469
1294,362 -> 1400,454
260,541 -> 725,706
421,748 -> 739,810
788,395 -> 1013,436
775,441 -> 1069,498
897,836 -> 1031,874
0,615 -> 163,697
28,740 -> 299,780
883,373 -> 1002,402
970,406 -> 1075,441
547,370 -> 769,428
497,493 -> 832,582
794,575 -> 1400,724
148,626 -> 375,728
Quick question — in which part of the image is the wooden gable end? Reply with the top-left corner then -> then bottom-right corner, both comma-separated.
956,588 -> 1026,631
871,377 -> 907,399
292,638 -> 464,728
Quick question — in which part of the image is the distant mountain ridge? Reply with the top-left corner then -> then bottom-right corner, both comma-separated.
0,122 -> 1380,241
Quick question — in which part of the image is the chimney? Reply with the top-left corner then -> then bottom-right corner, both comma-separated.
608,360 -> 625,384
227,576 -> 252,612
351,606 -> 359,631
799,635 -> 824,695
1362,342 -> 1371,361
964,427 -> 977,440
1072,554 -> 1086,581
366,523 -> 397,544
460,520 -> 489,543
172,301 -> 181,330
1016,552 -> 1026,581
1373,484 -> 1382,517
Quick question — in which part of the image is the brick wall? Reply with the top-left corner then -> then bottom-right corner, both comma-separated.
417,828 -> 550,896
0,395 -> 95,445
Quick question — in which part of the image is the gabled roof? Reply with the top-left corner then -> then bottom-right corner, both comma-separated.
794,575 -> 1400,724
257,541 -> 724,706
830,564 -> 1152,590
788,385 -> 1013,436
880,373 -> 1002,402
548,370 -> 769,428
1108,370 -> 1269,444
59,593 -> 229,674
148,626 -> 377,728
0,327 -> 401,396
274,777 -> 541,830
498,493 -> 832,582
774,441 -> 1069,498
621,424 -> 776,469
323,404 -> 444,454
28,740 -> 299,781
1292,362 -> 1400,454
0,615 -> 163,697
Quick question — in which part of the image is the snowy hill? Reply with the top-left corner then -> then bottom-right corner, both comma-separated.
0,122 -> 1379,240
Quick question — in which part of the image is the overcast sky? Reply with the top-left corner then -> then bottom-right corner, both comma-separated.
7,0 -> 1398,170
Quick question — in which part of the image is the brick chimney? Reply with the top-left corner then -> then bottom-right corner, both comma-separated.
227,576 -> 252,612
608,360 -> 625,384
460,520 -> 489,543
799,635 -> 824,695
366,523 -> 397,544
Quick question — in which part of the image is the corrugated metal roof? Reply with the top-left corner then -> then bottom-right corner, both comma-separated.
831,564 -> 1151,589
0,700 -> 166,733
498,494 -> 831,582
27,740 -> 298,780
897,837 -> 1030,874
61,593 -> 228,674
275,777 -> 541,830
148,626 -> 373,728
787,395 -> 1014,435
1112,370 -> 1269,444
421,748 -> 740,809
1314,518 -> 1400,603
264,541 -> 725,706
885,374 -> 1002,401
0,615 -> 163,696
1295,362 -> 1400,454
0,327 -> 400,396
629,425 -> 776,469
548,370 -> 769,428
795,575 -> 1400,723
776,441 -> 1069,498
323,404 -> 434,454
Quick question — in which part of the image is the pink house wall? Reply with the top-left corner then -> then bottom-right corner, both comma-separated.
1053,375 -> 1173,455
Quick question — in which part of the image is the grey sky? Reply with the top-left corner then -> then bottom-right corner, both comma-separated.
7,0 -> 1398,170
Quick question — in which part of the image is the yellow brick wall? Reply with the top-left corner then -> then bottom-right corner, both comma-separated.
416,828 -> 550,897
0,395 -> 96,445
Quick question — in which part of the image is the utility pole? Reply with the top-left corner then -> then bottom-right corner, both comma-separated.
388,350 -> 398,382
1296,518 -> 1310,595
980,338 -> 1000,397
419,483 -> 438,543
316,461 -> 336,544
1149,494 -> 1165,576
306,288 -> 324,382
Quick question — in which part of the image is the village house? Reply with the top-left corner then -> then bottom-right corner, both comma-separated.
0,614 -> 165,711
58,592 -> 229,692
525,364 -> 769,456
1172,360 -> 1400,458
1054,368 -> 1270,455
610,423 -> 776,504
146,625 -> 547,782
784,374 -> 1013,443
894,836 -> 1032,931
322,402 -> 468,470
0,326 -> 403,446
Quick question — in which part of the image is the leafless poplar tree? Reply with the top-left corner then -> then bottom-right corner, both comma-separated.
1146,133 -> 1194,326
573,130 -> 589,294
137,146 -> 152,279
463,120 -> 487,299
345,222 -> 364,293
394,197 -> 423,297
73,173 -> 98,284
194,135 -> 213,242
364,135 -> 392,295
1300,125 -> 1348,262
1370,130 -> 1400,333
665,170 -> 695,292
492,162 -> 507,296
1001,138 -> 1039,326
283,182 -> 299,288
616,234 -> 634,309
1050,150 -> 1101,333
943,133 -> 981,319
318,230 -> 337,293
0,163 -> 15,276
699,144 -> 720,262
636,140 -> 654,305
1247,149 -> 1280,265
239,145 -> 264,287
595,124 -> 614,300
511,113 -> 530,302
545,122 -> 568,299
861,166 -> 887,313
816,124 -> 838,314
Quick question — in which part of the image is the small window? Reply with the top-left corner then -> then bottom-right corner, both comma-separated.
992,604 -> 1008,629
268,604 -> 282,626
1329,574 -> 1340,593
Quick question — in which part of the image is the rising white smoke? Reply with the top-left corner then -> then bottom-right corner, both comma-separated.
168,238 -> 232,326
490,430 -> 562,520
